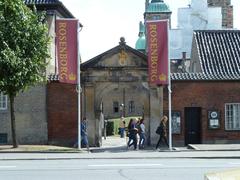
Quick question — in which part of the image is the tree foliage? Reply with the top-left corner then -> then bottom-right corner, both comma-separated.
0,0 -> 50,147
0,0 -> 50,97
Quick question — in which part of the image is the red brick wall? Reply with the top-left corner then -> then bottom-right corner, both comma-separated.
164,81 -> 240,145
47,82 -> 78,146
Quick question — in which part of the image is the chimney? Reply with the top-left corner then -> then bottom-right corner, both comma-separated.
182,52 -> 186,61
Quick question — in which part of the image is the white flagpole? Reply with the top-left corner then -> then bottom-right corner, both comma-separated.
167,20 -> 172,151
77,21 -> 82,150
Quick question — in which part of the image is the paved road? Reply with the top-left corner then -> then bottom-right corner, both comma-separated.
0,158 -> 240,180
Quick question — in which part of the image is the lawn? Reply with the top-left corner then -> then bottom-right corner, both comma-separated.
107,116 -> 141,135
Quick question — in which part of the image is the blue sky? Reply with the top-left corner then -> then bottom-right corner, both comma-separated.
61,0 -> 240,62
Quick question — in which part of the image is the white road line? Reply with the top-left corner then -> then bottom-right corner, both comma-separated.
228,162 -> 240,165
88,164 -> 163,167
0,166 -> 16,169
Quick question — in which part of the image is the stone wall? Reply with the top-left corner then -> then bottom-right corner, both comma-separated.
0,85 -> 48,144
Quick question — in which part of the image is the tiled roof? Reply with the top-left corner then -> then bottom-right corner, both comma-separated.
24,0 -> 75,18
171,73 -> 240,81
48,74 -> 59,81
25,0 -> 59,5
194,30 -> 240,76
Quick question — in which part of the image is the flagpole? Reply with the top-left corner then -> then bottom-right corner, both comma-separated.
167,20 -> 172,151
77,22 -> 82,150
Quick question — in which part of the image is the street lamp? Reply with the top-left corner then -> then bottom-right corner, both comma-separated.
120,103 -> 124,118
119,103 -> 125,138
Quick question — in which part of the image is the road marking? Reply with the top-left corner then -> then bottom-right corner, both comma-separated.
228,162 -> 240,165
88,164 -> 163,167
0,166 -> 16,169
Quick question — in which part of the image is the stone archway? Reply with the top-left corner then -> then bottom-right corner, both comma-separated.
94,82 -> 150,146
83,81 -> 163,147
81,40 -> 163,147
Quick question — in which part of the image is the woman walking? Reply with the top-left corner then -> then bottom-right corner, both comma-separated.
127,118 -> 138,150
138,118 -> 146,149
156,116 -> 169,149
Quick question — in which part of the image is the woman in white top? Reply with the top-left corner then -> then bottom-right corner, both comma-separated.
138,118 -> 146,149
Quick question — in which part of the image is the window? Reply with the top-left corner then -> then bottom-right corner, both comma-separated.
113,101 -> 119,113
129,101 -> 135,113
225,103 -> 240,130
0,92 -> 7,110
152,15 -> 160,20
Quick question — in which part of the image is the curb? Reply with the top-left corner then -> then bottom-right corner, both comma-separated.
0,151 -> 87,154
0,156 -> 240,161
187,144 -> 240,151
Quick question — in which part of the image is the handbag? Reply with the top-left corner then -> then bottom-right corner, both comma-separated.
155,126 -> 162,135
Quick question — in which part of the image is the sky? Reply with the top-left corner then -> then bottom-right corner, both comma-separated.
61,0 -> 240,62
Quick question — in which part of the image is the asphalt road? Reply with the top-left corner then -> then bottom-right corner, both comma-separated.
0,158 -> 240,180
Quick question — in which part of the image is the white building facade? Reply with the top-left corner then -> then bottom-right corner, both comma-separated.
170,0 -> 222,62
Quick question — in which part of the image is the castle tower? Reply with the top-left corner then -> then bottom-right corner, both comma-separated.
208,0 -> 233,28
135,0 -> 172,53
144,0 -> 172,28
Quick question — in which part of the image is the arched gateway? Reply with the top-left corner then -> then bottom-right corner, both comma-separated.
81,38 -> 163,147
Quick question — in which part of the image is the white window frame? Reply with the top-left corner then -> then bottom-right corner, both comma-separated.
129,101 -> 135,113
0,92 -> 7,110
225,103 -> 240,130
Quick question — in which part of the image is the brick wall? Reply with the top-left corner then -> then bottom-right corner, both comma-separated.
164,81 -> 240,145
47,82 -> 78,146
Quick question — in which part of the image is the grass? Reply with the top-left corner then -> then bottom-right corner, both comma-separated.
108,116 -> 141,135
0,145 -> 83,152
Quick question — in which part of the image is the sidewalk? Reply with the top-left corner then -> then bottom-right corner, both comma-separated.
94,136 -> 240,152
1,136 -> 240,160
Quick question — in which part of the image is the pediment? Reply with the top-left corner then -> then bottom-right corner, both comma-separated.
81,45 -> 147,70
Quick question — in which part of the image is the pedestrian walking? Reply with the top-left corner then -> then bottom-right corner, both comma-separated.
118,117 -> 126,138
138,118 -> 146,149
155,116 -> 169,149
81,117 -> 89,151
127,118 -> 138,150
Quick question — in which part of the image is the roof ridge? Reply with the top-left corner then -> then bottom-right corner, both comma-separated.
25,0 -> 60,4
171,73 -> 240,81
194,30 -> 240,33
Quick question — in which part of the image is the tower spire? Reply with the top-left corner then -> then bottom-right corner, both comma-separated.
145,0 -> 149,11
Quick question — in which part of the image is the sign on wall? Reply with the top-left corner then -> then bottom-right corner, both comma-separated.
56,19 -> 78,84
172,111 -> 181,134
146,20 -> 169,86
208,110 -> 220,129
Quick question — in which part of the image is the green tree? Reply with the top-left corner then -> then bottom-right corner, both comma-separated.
0,0 -> 50,148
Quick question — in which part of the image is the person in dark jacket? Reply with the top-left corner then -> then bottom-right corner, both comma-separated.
156,116 -> 169,149
81,117 -> 89,150
127,118 -> 138,150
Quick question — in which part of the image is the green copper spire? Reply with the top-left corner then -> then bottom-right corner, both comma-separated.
146,0 -> 171,13
135,21 -> 146,51
151,0 -> 163,2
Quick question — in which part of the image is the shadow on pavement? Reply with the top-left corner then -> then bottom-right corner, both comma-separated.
90,145 -> 128,153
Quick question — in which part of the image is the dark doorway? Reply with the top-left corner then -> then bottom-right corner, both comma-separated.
184,107 -> 201,145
